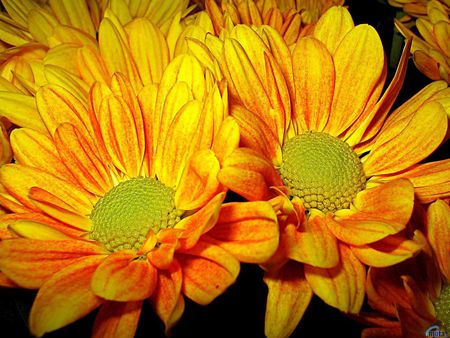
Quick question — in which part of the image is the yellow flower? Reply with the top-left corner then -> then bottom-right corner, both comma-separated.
0,55 -> 279,337
362,200 -> 450,337
0,0 -> 194,92
189,5 -> 450,337
389,0 -> 449,19
395,0 -> 450,83
204,0 -> 344,44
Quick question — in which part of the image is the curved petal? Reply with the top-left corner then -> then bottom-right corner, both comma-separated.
91,251 -> 157,302
0,238 -> 106,288
29,255 -> 105,337
176,240 -> 240,305
177,192 -> 225,250
325,24 -> 384,136
364,101 -> 448,176
92,301 -> 142,338
351,230 -> 425,267
305,244 -> 365,314
175,150 -> 221,210
150,261 -> 184,333
286,214 -> 339,268
313,6 -> 354,54
292,37 -> 334,132
206,201 -> 279,263
264,262 -> 313,338
211,116 -> 240,164
427,200 -> 450,280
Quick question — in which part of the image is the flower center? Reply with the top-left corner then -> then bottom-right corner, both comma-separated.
279,131 -> 366,213
89,177 -> 182,252
435,283 -> 450,334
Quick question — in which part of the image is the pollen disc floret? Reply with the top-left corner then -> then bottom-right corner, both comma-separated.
435,283 -> 450,334
90,177 -> 182,252
279,131 -> 366,213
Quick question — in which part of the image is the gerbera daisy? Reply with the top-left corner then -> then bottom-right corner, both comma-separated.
361,199 -> 450,337
204,0 -> 344,45
188,5 -> 450,337
0,54 -> 279,337
394,0 -> 450,83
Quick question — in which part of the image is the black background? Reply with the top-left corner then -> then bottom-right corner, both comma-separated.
0,0 -> 446,337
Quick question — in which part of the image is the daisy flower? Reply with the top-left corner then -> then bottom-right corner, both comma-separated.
394,0 -> 450,83
362,199 -> 450,337
205,0 -> 344,45
0,54 -> 279,337
188,5 -> 450,337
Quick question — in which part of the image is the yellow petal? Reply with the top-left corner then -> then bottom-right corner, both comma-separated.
92,301 -> 142,338
264,262 -> 313,338
427,200 -> 450,280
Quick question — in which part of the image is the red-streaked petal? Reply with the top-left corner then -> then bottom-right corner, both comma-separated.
176,240 -> 240,305
29,255 -> 105,337
0,238 -> 106,288
175,150 -> 221,210
91,251 -> 157,302
305,244 -> 365,313
264,261 -> 313,338
92,301 -> 142,338
150,261 -> 184,333
206,201 -> 279,263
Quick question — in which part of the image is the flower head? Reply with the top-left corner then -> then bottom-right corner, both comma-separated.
362,199 -> 450,337
190,5 -> 450,337
395,0 -> 450,83
0,54 -> 279,337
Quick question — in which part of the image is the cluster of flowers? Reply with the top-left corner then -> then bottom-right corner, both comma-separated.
0,0 -> 448,337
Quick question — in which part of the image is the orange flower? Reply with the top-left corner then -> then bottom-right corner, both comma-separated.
389,0 -> 449,19
395,0 -> 450,83
361,200 -> 450,337
189,5 -> 450,337
205,0 -> 344,45
0,55 -> 279,337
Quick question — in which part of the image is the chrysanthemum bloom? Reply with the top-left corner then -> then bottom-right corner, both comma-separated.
205,0 -> 344,45
394,0 -> 450,83
361,199 -> 450,338
388,0 -> 449,19
189,6 -> 450,337
0,54 -> 279,337
0,0 -> 193,92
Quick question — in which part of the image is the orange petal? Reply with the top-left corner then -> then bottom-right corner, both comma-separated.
176,240 -> 240,305
0,238 -> 106,288
92,301 -> 142,338
218,147 -> 282,201
35,84 -> 91,137
292,37 -> 334,132
91,251 -> 157,301
351,230 -> 425,267
211,116 -> 240,164
231,104 -> 282,164
10,128 -> 75,183
361,327 -> 403,338
402,275 -> 436,321
325,24 -> 384,136
150,261 -> 184,333
0,271 -> 17,287
99,94 -> 144,178
177,193 -> 225,250
364,101 -> 448,176
29,255 -> 104,337
427,200 -> 450,280
286,214 -> 339,268
366,266 -> 410,316
305,244 -> 365,313
313,6 -> 354,54
263,261 -> 313,338
206,201 -> 279,263
175,150 -> 221,210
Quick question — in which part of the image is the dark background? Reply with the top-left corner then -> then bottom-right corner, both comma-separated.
0,0 -> 445,337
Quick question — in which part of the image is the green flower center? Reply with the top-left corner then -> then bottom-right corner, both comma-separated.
89,177 -> 182,252
435,283 -> 450,334
279,131 -> 366,213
